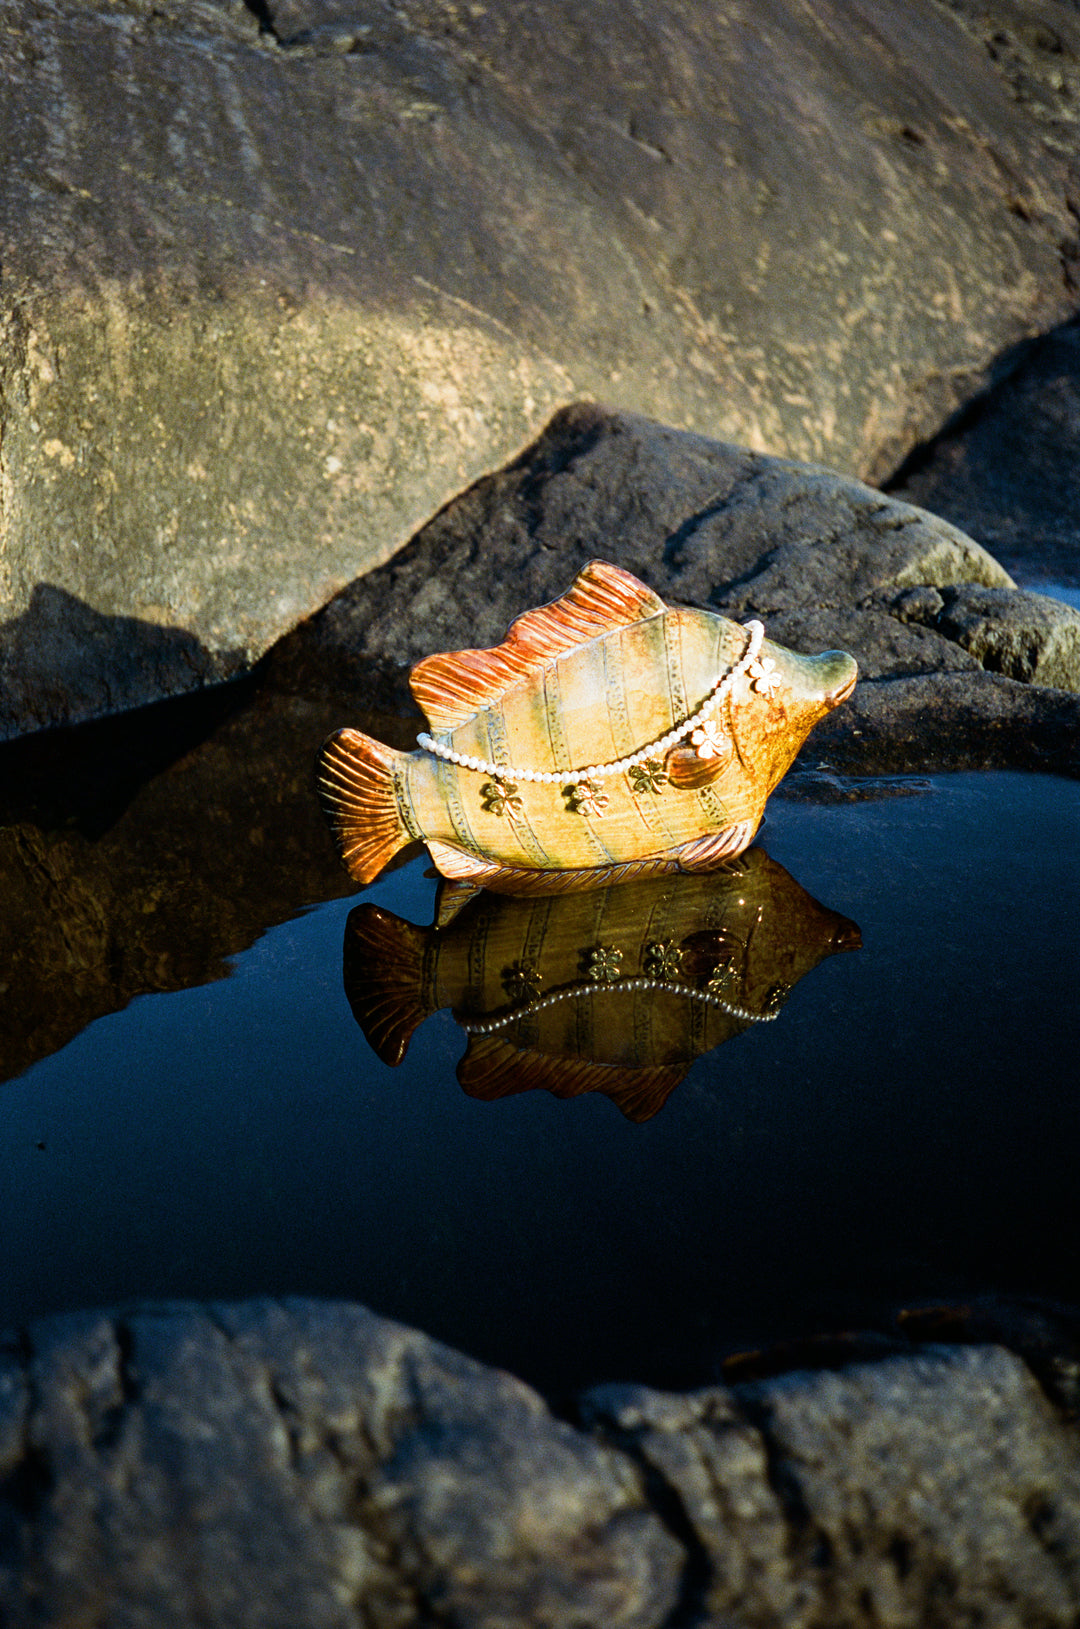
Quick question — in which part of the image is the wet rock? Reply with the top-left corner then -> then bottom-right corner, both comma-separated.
2,1300 -> 1080,1627
587,1345 -> 1080,1626
3,0 -> 1080,736
0,1300 -> 681,1629
271,404 -> 1080,776
921,583 -> 1080,689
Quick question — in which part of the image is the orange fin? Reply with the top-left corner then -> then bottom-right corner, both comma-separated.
425,839 -> 505,883
317,727 -> 410,885
664,743 -> 729,789
428,834 -> 758,897
673,821 -> 759,871
434,881 -> 484,927
410,560 -> 667,734
342,905 -> 431,1066
458,1036 -> 687,1122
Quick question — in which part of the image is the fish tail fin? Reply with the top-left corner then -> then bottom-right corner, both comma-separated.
343,904 -> 431,1065
317,727 -> 410,884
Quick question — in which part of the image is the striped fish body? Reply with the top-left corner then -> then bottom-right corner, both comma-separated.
319,560 -> 857,892
343,850 -> 862,1121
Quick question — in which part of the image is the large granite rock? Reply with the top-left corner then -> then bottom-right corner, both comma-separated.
888,317 -> 1080,593
2,1298 -> 1079,1627
271,405 -> 1080,776
3,0 -> 1080,736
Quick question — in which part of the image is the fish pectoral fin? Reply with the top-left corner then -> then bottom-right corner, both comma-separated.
425,839 -> 505,883
409,560 -> 666,733
458,1035 -> 687,1122
434,881 -> 484,927
671,821 -> 759,872
664,743 -> 729,789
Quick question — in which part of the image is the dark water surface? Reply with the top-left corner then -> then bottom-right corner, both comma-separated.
1,769 -> 1077,1399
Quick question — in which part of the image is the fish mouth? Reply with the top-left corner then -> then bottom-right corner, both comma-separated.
822,654 -> 858,710
830,670 -> 857,707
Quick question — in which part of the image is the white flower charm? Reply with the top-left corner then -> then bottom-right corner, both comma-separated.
690,719 -> 728,760
747,655 -> 780,696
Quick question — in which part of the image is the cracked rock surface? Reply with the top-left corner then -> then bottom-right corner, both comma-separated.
270,404 -> 1080,776
2,0 -> 1080,736
2,1299 -> 1079,1627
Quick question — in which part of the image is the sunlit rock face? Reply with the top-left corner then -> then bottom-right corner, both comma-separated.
2,0 -> 1079,736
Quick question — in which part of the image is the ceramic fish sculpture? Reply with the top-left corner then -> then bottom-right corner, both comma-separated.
342,850 -> 862,1122
318,560 -> 857,893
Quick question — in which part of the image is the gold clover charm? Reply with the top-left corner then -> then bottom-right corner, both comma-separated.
628,758 -> 668,794
565,779 -> 609,818
502,959 -> 542,1004
481,779 -> 523,818
704,959 -> 738,995
762,980 -> 792,1015
583,944 -> 623,983
643,940 -> 684,980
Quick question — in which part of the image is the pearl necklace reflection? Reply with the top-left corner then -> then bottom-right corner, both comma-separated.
459,974 -> 784,1036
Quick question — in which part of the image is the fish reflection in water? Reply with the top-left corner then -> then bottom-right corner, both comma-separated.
343,847 -> 861,1122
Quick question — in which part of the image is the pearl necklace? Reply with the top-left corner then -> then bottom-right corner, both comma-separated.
460,973 -> 780,1035
416,620 -> 765,784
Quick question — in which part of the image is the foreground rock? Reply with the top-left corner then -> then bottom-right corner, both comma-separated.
3,0 -> 1080,736
271,405 -> 1080,777
1,1298 -> 1079,1627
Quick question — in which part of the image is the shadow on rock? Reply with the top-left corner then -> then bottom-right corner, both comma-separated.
887,316 -> 1080,593
0,584 -> 246,742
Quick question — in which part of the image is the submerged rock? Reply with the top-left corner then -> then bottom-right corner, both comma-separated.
2,0 -> 1079,736
1,1298 -> 1079,1627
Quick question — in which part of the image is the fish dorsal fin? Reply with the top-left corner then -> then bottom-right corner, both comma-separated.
410,560 -> 667,735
